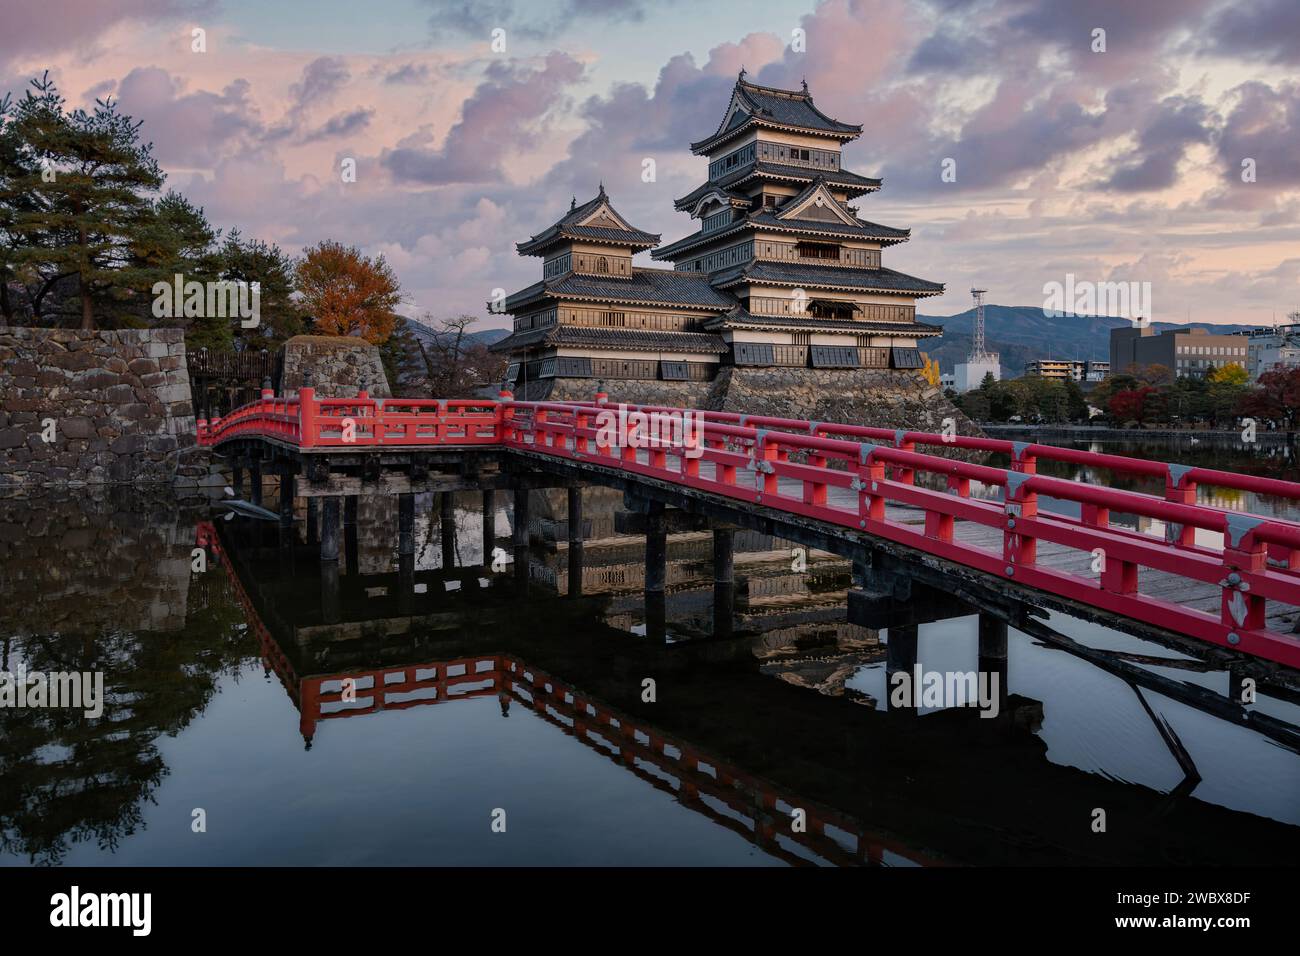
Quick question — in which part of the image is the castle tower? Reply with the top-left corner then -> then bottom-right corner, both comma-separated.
491,73 -> 970,437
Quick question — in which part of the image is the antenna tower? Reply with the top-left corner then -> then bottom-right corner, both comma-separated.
968,287 -> 998,364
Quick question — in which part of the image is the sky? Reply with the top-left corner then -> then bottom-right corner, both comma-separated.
4,0 -> 1300,330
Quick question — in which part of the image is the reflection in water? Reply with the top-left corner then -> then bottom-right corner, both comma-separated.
1,483 -> 1298,866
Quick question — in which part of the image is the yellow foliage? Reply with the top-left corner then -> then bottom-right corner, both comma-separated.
920,353 -> 941,387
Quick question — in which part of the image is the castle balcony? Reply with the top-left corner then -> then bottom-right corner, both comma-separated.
747,295 -> 915,324
543,251 -> 633,279
753,239 -> 879,269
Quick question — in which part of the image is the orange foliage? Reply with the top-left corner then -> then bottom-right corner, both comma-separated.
296,240 -> 403,344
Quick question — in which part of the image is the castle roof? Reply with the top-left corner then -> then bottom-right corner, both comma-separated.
516,186 -> 660,256
653,209 -> 911,261
709,260 -> 945,297
703,308 -> 943,337
691,74 -> 862,155
489,324 -> 728,354
503,266 -> 736,312
674,162 -> 882,211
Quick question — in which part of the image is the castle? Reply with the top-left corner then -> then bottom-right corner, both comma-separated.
492,72 -> 967,432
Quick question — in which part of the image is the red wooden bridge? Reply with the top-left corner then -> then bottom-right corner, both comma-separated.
198,387 -> 1300,669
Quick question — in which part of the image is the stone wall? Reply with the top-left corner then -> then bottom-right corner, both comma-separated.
527,367 -> 981,442
280,334 -> 391,398
707,367 -> 982,439
0,328 -> 201,486
538,376 -> 713,407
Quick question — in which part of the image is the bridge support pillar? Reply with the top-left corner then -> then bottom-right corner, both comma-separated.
645,503 -> 667,641
398,492 -> 415,556
279,473 -> 295,529
885,624 -> 919,715
320,561 -> 340,625
320,496 -> 341,562
645,503 -> 667,594
232,466 -> 244,497
978,613 -> 1010,715
249,462 -> 263,506
713,529 -> 734,640
481,489 -> 496,568
344,496 -> 359,578
441,492 -> 456,570
513,488 -> 530,584
306,498 -> 319,545
397,493 -> 416,614
567,487 -> 583,598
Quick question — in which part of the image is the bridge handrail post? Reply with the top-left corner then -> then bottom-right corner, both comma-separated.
498,391 -> 514,443
1164,472 -> 1198,547
1221,524 -> 1268,634
1002,472 -> 1038,574
299,387 -> 316,448
857,449 -> 886,524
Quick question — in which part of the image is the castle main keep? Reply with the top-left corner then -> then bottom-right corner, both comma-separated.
492,72 -> 970,433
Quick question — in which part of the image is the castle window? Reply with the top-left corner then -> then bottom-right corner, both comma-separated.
597,257 -> 609,273
796,242 -> 840,260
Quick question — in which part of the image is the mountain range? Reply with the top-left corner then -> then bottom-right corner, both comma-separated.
916,306 -> 1257,376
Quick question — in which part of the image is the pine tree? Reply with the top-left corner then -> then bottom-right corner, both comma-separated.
0,73 -> 169,329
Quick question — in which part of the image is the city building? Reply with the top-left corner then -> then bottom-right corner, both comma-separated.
1109,325 -> 1248,379
1024,359 -> 1109,382
1241,317 -> 1300,380
491,73 -> 949,408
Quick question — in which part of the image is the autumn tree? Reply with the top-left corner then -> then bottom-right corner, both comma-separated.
1239,366 -> 1300,442
295,240 -> 402,344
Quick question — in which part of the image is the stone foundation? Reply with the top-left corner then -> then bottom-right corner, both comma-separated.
706,366 -> 982,438
281,334 -> 391,398
526,367 -> 981,441
0,328 -> 202,487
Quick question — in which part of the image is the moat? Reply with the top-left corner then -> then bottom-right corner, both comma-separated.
2,433 -> 1298,866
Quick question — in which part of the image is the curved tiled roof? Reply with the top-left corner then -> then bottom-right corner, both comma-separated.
517,187 -> 660,255
673,162 -> 882,211
490,324 -> 729,354
692,76 -> 862,153
710,261 -> 945,297
652,210 -> 911,260
703,309 -> 942,336
504,267 -> 737,311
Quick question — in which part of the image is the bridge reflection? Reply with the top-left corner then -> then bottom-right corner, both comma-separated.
197,475 -> 1300,866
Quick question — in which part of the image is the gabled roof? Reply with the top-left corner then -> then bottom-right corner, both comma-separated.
517,185 -> 660,256
773,176 -> 860,226
503,266 -> 737,312
489,325 -> 729,354
652,209 -> 911,261
702,307 -> 942,336
709,260 -> 945,297
673,162 -> 882,212
692,73 -> 862,155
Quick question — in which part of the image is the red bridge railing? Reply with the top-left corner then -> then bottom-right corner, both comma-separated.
198,387 -> 500,448
195,390 -> 1300,668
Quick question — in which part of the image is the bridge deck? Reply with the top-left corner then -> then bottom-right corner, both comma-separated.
197,392 -> 1300,668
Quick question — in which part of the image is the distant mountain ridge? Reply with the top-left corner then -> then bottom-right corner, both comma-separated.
917,305 -> 1256,376
401,318 -> 510,351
